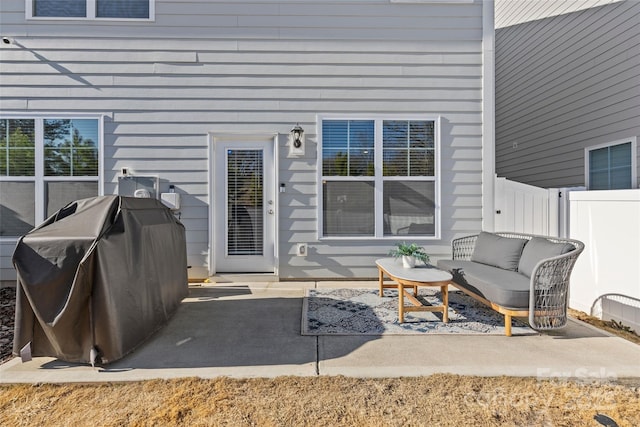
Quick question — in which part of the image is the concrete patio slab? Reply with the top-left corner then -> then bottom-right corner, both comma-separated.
1,282 -> 639,384
318,321 -> 640,379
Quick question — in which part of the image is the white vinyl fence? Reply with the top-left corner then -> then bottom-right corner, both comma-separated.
494,176 -> 584,237
494,178 -> 639,329
569,190 -> 640,332
494,177 -> 551,235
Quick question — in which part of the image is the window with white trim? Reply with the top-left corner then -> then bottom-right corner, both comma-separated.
0,117 -> 101,237
586,139 -> 636,190
320,117 -> 440,238
27,0 -> 153,20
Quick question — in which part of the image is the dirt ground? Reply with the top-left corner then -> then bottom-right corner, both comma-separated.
568,308 -> 640,345
0,287 -> 15,364
1,374 -> 639,426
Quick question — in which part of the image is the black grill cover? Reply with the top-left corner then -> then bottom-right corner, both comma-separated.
12,196 -> 188,364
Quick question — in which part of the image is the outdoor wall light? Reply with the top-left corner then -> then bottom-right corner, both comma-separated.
2,37 -> 12,45
290,123 -> 304,148
288,123 -> 305,156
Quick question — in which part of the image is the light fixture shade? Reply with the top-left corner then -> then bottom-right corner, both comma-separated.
291,123 -> 304,136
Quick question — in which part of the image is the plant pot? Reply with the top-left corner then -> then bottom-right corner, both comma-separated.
402,255 -> 416,268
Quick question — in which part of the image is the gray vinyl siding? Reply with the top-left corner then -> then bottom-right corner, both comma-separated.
1,241 -> 17,286
0,0 -> 487,280
495,0 -> 625,28
495,0 -> 640,189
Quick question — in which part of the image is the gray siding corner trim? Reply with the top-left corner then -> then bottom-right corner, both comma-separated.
482,0 -> 496,231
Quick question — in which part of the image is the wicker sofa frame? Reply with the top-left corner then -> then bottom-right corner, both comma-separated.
443,232 -> 584,336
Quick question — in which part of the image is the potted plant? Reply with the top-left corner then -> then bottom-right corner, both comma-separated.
389,242 -> 430,268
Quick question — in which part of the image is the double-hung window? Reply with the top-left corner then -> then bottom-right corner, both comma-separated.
586,139 -> 637,190
0,116 -> 102,237
27,0 -> 153,20
320,117 -> 440,238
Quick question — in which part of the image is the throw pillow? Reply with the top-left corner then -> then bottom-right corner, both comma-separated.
518,237 -> 575,278
470,232 -> 528,271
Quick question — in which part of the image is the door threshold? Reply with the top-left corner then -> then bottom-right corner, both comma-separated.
207,273 -> 279,283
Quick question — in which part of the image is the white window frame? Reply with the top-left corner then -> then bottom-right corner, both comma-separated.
26,0 -> 155,21
584,137 -> 637,190
317,114 -> 441,240
0,113 -> 105,242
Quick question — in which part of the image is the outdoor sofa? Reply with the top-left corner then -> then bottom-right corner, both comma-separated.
437,232 -> 584,336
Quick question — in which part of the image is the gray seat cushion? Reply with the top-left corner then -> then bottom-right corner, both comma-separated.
470,232 -> 528,271
437,259 -> 530,309
518,237 -> 575,277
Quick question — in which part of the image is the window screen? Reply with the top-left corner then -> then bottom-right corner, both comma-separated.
46,181 -> 99,218
323,181 -> 375,236
97,0 -> 149,18
33,0 -> 86,17
0,181 -> 35,236
383,181 -> 435,236
589,142 -> 632,190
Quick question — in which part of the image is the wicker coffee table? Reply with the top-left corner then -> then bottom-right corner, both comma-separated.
376,258 -> 453,323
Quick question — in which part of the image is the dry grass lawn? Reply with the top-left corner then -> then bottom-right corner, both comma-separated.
1,374 -> 639,426
2,289 -> 639,426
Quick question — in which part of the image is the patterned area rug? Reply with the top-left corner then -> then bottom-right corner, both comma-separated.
302,288 -> 536,336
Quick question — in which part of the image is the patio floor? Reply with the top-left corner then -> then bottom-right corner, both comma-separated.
1,281 -> 639,384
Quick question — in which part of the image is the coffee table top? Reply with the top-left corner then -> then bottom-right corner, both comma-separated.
376,258 -> 452,283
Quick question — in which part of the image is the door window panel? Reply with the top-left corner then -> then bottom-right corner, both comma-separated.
227,149 -> 263,256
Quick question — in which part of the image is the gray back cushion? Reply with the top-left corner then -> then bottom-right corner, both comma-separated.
470,232 -> 528,271
518,237 -> 575,277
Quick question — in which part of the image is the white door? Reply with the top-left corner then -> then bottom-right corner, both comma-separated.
212,136 -> 276,273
